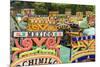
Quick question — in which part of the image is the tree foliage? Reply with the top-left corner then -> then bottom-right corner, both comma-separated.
11,1 -> 95,15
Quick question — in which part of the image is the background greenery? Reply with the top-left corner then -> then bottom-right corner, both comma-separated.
11,1 -> 95,15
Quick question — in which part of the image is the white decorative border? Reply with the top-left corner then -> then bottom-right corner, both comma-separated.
16,0 -> 96,5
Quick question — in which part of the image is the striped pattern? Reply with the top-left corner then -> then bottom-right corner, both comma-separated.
72,35 -> 95,41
